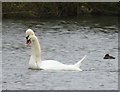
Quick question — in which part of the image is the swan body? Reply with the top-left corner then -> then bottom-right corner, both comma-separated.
26,29 -> 86,71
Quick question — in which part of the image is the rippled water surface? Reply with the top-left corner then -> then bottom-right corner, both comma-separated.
2,16 -> 118,90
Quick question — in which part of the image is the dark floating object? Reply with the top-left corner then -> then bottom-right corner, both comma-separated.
104,54 -> 115,59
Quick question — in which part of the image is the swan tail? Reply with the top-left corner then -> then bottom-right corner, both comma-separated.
74,55 -> 86,68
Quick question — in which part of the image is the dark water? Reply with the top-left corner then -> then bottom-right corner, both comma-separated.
2,16 -> 118,90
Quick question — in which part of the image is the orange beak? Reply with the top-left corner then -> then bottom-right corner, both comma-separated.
26,39 -> 31,46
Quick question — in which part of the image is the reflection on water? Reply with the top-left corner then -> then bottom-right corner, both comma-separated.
2,16 -> 118,90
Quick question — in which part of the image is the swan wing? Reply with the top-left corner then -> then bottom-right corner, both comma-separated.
40,60 -> 66,70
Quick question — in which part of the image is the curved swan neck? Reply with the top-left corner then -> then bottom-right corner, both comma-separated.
31,36 -> 41,60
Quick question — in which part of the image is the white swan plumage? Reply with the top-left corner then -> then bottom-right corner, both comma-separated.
26,29 -> 86,71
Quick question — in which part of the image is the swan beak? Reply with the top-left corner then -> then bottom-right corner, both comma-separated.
26,39 -> 31,46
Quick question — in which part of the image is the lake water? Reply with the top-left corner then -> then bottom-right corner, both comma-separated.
2,16 -> 118,90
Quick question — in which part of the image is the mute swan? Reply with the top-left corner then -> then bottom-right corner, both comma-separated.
26,29 -> 86,71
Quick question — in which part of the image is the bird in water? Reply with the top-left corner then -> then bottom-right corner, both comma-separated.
103,54 -> 115,59
26,29 -> 86,71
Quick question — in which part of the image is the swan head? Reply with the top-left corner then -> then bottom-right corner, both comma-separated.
26,29 -> 35,46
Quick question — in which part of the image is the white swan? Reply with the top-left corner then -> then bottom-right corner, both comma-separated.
26,29 -> 86,71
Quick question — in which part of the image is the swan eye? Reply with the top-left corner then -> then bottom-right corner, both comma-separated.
26,35 -> 29,40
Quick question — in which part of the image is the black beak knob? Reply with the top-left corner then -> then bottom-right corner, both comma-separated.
26,35 -> 29,40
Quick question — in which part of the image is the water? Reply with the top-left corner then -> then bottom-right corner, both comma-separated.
2,16 -> 118,90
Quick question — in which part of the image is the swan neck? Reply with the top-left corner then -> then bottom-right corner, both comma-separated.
31,36 -> 41,61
